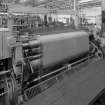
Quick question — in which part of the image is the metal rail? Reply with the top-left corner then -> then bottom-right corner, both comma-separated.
25,54 -> 92,95
30,55 -> 90,83
0,70 -> 11,76
0,91 -> 8,97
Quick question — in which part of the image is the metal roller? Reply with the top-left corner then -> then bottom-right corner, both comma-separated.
39,31 -> 89,68
22,40 -> 40,49
23,31 -> 89,69
23,48 -> 41,57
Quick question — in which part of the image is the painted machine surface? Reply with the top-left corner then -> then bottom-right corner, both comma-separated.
38,31 -> 89,68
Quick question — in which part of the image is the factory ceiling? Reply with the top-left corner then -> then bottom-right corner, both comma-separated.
5,0 -> 74,7
3,0 -> 74,11
4,0 -> 102,9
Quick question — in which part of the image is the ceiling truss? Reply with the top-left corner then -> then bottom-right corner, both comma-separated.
3,0 -> 102,10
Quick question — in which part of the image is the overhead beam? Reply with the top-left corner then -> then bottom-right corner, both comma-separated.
79,0 -> 101,8
4,0 -> 102,10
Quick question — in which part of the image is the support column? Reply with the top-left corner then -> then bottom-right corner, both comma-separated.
102,0 -> 105,35
74,0 -> 79,28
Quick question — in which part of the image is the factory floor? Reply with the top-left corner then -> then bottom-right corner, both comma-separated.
23,59 -> 105,105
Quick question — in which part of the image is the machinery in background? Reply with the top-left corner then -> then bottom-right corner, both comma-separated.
11,13 -> 76,37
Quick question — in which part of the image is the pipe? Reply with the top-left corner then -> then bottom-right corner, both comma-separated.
23,40 -> 40,49
102,0 -> 105,35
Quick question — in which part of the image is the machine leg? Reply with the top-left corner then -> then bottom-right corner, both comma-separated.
5,75 -> 18,105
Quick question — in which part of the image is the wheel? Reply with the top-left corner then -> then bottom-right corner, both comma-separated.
6,76 -> 18,105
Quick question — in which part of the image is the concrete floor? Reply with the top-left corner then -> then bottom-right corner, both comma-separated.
24,59 -> 105,105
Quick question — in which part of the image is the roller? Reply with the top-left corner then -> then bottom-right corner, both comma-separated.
39,31 -> 89,68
